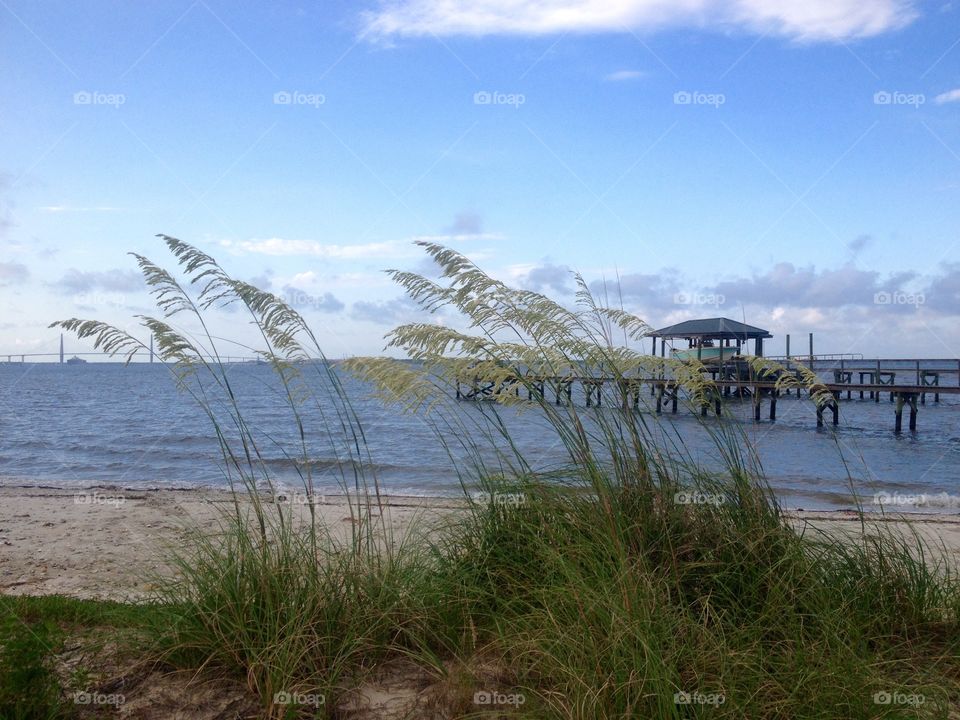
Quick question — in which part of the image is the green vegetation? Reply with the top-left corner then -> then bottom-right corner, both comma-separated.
32,236 -> 960,718
0,595 -> 158,719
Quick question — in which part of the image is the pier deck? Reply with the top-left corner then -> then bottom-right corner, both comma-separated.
454,368 -> 960,434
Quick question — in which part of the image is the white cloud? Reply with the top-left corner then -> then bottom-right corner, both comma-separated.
934,88 -> 960,104
37,206 -> 126,213
411,232 -> 505,243
605,69 -> 648,81
219,238 -> 414,259
363,0 -> 917,42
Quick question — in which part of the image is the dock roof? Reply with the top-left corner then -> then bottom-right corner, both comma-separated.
649,317 -> 772,340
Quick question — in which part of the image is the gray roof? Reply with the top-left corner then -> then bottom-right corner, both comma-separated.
649,317 -> 772,340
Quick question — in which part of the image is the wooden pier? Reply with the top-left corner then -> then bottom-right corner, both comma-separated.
453,362 -> 960,434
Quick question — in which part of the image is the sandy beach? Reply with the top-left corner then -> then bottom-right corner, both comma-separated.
2,485 -> 960,601
0,486 -> 465,601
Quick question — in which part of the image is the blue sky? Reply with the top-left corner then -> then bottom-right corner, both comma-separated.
1,0 -> 959,358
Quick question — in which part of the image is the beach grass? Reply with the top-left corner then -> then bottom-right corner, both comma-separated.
43,236 -> 960,718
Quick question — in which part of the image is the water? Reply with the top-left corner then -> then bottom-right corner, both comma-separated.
1,362 -> 959,513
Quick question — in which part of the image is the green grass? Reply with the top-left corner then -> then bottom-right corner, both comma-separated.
44,235 -> 960,718
0,595 -> 163,720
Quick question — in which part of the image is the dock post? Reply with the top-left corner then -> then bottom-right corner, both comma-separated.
808,333 -> 813,369
909,394 -> 918,431
769,392 -> 777,421
816,404 -> 824,427
671,388 -> 678,414
894,393 -> 904,433
715,395 -> 722,416
655,384 -> 663,414
753,393 -> 761,422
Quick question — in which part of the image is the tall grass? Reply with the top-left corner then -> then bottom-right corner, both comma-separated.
56,237 -> 960,718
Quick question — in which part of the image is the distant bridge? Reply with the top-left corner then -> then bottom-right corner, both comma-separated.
0,334 -> 262,364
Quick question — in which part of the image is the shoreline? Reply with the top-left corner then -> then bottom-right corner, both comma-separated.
3,485 -> 960,601
4,480 -> 960,517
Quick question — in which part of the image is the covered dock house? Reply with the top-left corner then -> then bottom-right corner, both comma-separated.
649,317 -> 772,361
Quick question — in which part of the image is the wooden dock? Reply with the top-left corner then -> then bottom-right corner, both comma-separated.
453,358 -> 960,434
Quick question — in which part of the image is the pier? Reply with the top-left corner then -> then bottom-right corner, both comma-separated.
453,369 -> 960,433
452,318 -> 960,434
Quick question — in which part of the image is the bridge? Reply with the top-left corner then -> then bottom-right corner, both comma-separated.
0,334 -> 262,364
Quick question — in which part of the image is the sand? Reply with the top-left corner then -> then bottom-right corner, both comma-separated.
2,485 -> 960,601
0,486 -> 463,601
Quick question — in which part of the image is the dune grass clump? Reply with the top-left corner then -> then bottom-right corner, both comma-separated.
53,237 -> 960,718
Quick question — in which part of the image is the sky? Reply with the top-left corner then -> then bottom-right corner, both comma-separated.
1,0 -> 959,359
